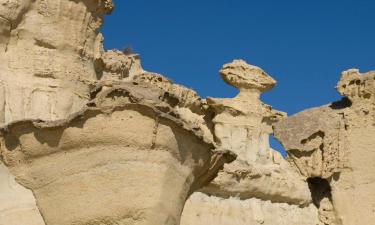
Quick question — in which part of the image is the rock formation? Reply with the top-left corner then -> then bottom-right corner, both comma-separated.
0,162 -> 45,225
0,1 -> 374,225
0,89 -> 235,225
0,0 -> 114,123
0,1 -> 236,224
180,60 -> 322,225
274,69 -> 375,225
181,192 -> 322,225
0,1 -> 113,224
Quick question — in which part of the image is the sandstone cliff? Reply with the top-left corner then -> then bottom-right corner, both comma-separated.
180,60 -> 322,225
0,1 -> 373,225
0,1 -> 235,224
274,69 -> 375,225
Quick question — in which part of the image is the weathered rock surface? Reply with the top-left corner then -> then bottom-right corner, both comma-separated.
207,60 -> 284,163
274,69 -> 375,225
181,60 -> 319,225
0,78 -> 235,225
99,49 -> 144,80
0,1 -> 112,224
0,0 -> 114,123
0,1 -> 374,225
0,1 -> 234,224
0,162 -> 44,225
212,61 -> 310,203
181,192 -> 322,225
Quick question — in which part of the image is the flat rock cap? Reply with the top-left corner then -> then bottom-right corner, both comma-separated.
220,60 -> 276,92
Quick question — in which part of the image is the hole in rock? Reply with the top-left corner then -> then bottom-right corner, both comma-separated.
307,177 -> 332,208
329,97 -> 352,110
107,89 -> 131,100
269,135 -> 287,158
363,93 -> 371,99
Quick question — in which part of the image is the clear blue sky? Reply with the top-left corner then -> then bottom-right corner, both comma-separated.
101,0 -> 375,155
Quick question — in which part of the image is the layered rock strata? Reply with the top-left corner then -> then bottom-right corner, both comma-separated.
0,0 -> 113,123
181,192 -> 321,225
0,82 -> 235,225
0,1 -> 235,225
0,1 -> 112,224
0,1 -> 374,225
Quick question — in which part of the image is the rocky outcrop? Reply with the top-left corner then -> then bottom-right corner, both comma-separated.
181,60 -> 320,225
0,0 -> 114,123
201,60 -> 312,204
0,87 -> 235,225
0,1 -> 112,224
0,1 -> 235,225
207,60 -> 285,163
99,49 -> 144,80
0,1 -> 373,225
274,69 -> 375,225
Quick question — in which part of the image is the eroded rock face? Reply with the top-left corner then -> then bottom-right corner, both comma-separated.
181,60 -> 319,225
0,81 -> 235,225
274,69 -> 375,225
0,1 -> 235,225
0,162 -> 45,225
207,60 -> 285,163
0,1 -> 373,225
181,192 -> 322,225
99,49 -> 144,80
0,1 -> 113,224
0,0 -> 113,123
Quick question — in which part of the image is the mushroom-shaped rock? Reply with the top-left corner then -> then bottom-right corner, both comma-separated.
207,60 -> 285,163
220,59 -> 276,92
181,61 -> 318,225
0,100 -> 234,225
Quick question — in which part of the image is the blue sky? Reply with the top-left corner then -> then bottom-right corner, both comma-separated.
101,0 -> 375,154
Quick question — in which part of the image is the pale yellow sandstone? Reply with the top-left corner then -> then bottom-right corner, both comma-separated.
0,1 -> 373,225
274,69 -> 375,225
181,60 -> 319,225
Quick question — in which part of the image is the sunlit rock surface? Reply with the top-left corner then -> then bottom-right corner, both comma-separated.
181,60 -> 321,225
0,1 -> 373,225
0,1 -> 234,224
274,69 -> 375,225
